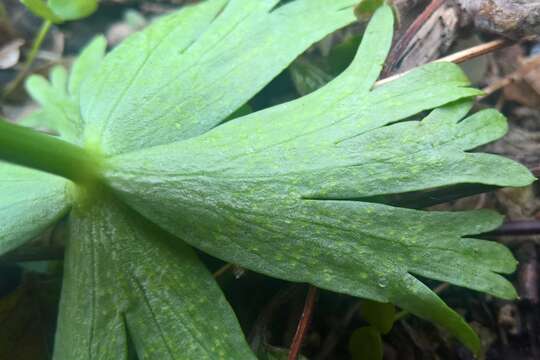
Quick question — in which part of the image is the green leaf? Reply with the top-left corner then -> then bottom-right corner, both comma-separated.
361,300 -> 395,334
47,0 -> 97,21
80,0 -> 360,155
49,65 -> 68,92
18,109 -> 51,130
0,162 -> 70,255
54,197 -> 255,359
2,1 -> 536,358
68,35 -> 107,98
24,37 -> 105,143
20,0 -> 63,23
348,326 -> 383,360
25,71 -> 83,143
103,5 -> 534,354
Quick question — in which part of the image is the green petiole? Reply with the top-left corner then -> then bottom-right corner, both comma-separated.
3,20 -> 52,98
0,118 -> 100,183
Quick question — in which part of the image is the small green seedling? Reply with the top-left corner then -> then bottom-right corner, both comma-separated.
3,0 -> 98,97
348,300 -> 395,360
0,1 -> 534,358
20,0 -> 98,23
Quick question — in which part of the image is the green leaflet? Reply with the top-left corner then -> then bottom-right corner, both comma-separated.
25,68 -> 81,142
20,0 -> 98,23
24,36 -> 106,143
361,300 -> 395,335
0,162 -> 70,255
103,5 -> 534,353
54,196 -> 254,360
80,0 -> 359,155
348,326 -> 383,360
48,0 -> 98,21
20,0 -> 62,23
68,36 -> 107,101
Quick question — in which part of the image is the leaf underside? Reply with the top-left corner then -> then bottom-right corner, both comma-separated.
0,163 -> 70,255
5,0 -> 535,358
102,3 -> 533,353
54,199 -> 255,359
81,0 -> 360,155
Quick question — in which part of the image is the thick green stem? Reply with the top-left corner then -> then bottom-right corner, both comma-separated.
0,119 -> 99,183
3,20 -> 52,98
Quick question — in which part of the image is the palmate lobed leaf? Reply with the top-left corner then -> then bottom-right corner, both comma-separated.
102,3 -> 533,353
2,0 -> 535,358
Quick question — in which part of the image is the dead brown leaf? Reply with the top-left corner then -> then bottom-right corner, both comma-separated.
0,39 -> 24,70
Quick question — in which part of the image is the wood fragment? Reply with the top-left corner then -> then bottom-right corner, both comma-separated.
382,0 -> 446,77
376,38 -> 514,87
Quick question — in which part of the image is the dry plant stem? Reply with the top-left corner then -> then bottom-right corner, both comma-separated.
381,0 -> 445,77
213,263 -> 233,278
288,285 -> 318,360
480,55 -> 540,97
376,38 -> 513,87
3,20 -> 52,98
249,285 -> 304,352
490,220 -> 540,237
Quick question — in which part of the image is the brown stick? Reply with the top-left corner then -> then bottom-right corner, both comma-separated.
480,55 -> 540,97
213,263 -> 233,278
440,38 -> 512,64
489,220 -> 540,237
288,285 -> 318,360
376,38 -> 513,87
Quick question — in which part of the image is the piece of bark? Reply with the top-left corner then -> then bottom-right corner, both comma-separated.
518,243 -> 539,305
392,2 -> 461,73
382,0 -> 461,75
456,0 -> 540,39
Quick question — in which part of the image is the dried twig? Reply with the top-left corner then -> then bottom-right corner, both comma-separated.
2,20 -> 52,98
376,38 -> 514,87
288,285 -> 318,360
249,285 -> 303,353
489,220 -> 540,237
212,263 -> 233,278
480,55 -> 540,98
